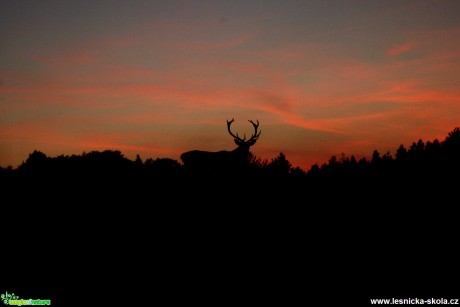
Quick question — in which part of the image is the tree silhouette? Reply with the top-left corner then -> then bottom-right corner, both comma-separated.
266,152 -> 292,177
2,127 -> 460,188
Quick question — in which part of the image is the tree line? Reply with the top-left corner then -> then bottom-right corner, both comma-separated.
1,127 -> 459,181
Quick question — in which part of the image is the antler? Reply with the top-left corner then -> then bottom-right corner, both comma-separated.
227,118 -> 261,145
227,118 -> 246,142
247,119 -> 261,143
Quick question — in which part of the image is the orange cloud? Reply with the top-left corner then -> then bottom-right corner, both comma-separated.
387,42 -> 416,57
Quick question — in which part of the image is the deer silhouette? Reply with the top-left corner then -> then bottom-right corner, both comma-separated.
181,118 -> 261,174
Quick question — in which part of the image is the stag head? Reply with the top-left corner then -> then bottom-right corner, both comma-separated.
227,118 -> 261,150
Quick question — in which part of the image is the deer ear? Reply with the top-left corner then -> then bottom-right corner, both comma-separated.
234,139 -> 241,146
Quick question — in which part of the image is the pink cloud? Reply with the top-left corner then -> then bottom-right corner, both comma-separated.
387,42 -> 416,57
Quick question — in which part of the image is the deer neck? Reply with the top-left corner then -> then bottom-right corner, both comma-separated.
232,146 -> 250,155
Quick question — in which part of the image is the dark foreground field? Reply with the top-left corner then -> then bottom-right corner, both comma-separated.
2,129 -> 460,305
2,172 -> 457,305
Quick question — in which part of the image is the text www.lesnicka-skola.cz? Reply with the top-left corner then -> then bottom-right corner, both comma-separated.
370,298 -> 459,305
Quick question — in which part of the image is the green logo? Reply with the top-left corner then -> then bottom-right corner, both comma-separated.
1,292 -> 51,306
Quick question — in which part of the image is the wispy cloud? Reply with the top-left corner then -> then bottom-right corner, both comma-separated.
387,42 -> 416,57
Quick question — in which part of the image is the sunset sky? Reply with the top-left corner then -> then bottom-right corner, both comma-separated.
1,0 -> 460,169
